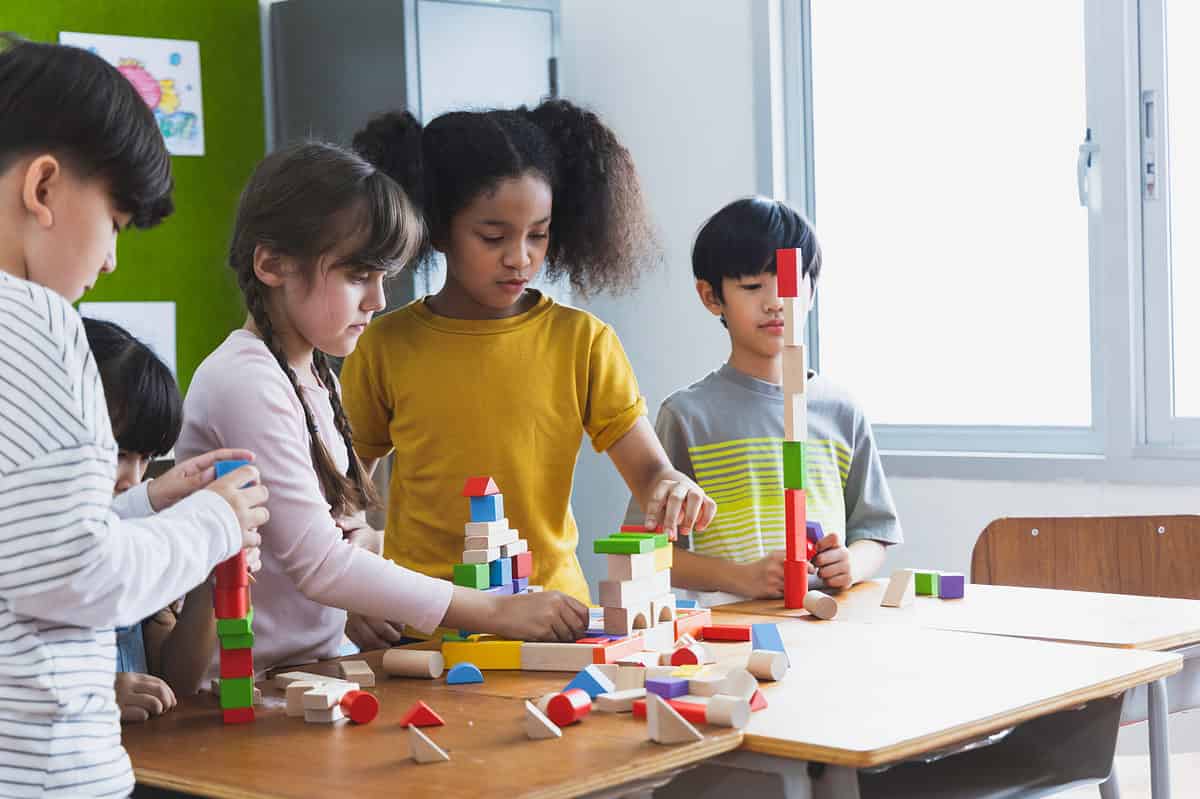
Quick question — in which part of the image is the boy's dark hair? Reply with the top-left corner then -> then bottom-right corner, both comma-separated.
229,140 -> 423,516
692,197 -> 822,302
83,318 -> 182,458
0,34 -> 174,228
352,99 -> 660,297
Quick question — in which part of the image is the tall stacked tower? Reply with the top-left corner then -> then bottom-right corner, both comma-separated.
777,249 -> 809,610
454,477 -> 533,595
213,460 -> 256,724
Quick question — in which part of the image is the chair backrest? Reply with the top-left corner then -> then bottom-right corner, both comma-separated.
971,515 -> 1200,599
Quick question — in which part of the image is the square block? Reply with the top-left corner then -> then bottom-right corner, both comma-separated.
463,547 -> 501,565
607,552 -> 657,581
776,248 -> 800,297
785,394 -> 807,442
784,297 -> 806,347
782,345 -> 806,397
784,560 -> 807,609
645,676 -> 689,699
220,648 -> 254,679
453,562 -> 489,589
219,632 -> 254,650
785,489 -> 806,561
512,577 -> 529,593
939,572 -> 966,599
213,586 -> 249,620
490,556 -> 512,587
655,542 -> 673,571
594,536 -> 654,555
914,571 -> 941,596
216,606 -> 254,638
469,494 -> 505,523
219,676 -> 255,709
511,550 -> 533,579
783,441 -> 806,491
500,538 -> 527,557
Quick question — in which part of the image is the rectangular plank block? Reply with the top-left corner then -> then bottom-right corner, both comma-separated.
500,538 -> 527,557
463,547 -> 500,565
700,625 -> 752,642
784,297 -> 805,347
598,570 -> 672,608
443,639 -> 522,670
594,536 -> 655,555
782,345 -> 806,396
464,528 -> 518,550
776,248 -> 800,297
785,394 -> 807,442
783,441 -> 806,491
785,560 -> 807,609
785,489 -> 806,561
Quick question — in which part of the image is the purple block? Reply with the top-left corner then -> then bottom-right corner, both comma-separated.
806,521 -> 825,543
645,677 -> 689,699
511,577 -> 529,593
938,572 -> 965,599
483,583 -> 515,595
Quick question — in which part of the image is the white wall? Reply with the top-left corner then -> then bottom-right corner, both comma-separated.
560,0 -> 766,588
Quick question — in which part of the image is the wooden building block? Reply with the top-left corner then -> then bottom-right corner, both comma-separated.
804,589 -> 838,620
489,556 -> 512,587
213,586 -> 249,620
784,559 -> 807,609
469,493 -> 504,523
512,577 -> 530,593
616,651 -> 661,669
547,689 -> 592,727
214,551 -> 249,588
337,660 -> 375,687
520,641 -> 597,672
340,690 -> 379,724
511,550 -> 533,578
646,693 -> 704,744
462,547 -> 501,565
785,394 -> 807,442
218,677 -> 254,710
612,664 -> 648,690
535,692 -> 557,714
782,345 -> 806,396
881,569 -> 916,608
747,650 -> 789,682
640,620 -> 676,653
674,608 -> 713,642
564,664 -> 616,698
216,606 -> 254,637
939,572 -> 966,599
785,489 -> 806,561
655,542 -> 673,571
651,593 -> 677,625
222,707 -> 255,724
445,662 -> 484,685
409,726 -> 450,763
524,700 -> 563,740
500,539 -> 528,558
604,603 -> 652,636
706,694 -> 751,729
645,676 -> 689,699
670,644 -> 712,667
595,687 -> 646,713
607,552 -> 657,581
464,528 -> 518,551
613,531 -> 670,549
219,647 -> 254,679
464,519 -> 509,537
382,648 -> 444,679
285,680 -> 319,716
914,570 -> 940,596
461,476 -> 499,497
750,690 -> 769,711
219,632 -> 254,650
776,248 -> 800,297
273,671 -> 335,690
441,639 -> 522,670
722,669 -> 759,702
751,623 -> 786,655
700,624 -> 752,642
784,297 -> 805,347
783,441 -> 806,492
594,536 -> 654,555
302,681 -> 358,710
399,700 -> 445,728
686,668 -> 731,697
452,562 -> 489,589
304,704 -> 344,724
592,634 -> 646,665
598,570 -> 671,608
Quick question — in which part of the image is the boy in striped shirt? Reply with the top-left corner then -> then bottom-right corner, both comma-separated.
625,198 -> 901,604
0,36 -> 267,796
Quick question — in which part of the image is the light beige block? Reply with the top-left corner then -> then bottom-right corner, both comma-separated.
606,551 -> 657,582
782,345 -> 806,396
463,547 -> 500,564
338,659 -> 375,687
464,519 -> 509,537
881,569 -> 916,608
520,642 -> 596,672
641,621 -> 677,653
646,693 -> 703,744
595,688 -> 646,713
747,649 -> 789,681
499,538 -> 528,557
524,700 -> 562,740
302,681 -> 358,710
784,297 -> 806,347
304,704 -> 345,723
614,664 -> 647,691
409,726 -> 450,763
464,527 -> 518,550
598,570 -> 671,608
706,694 -> 751,729
804,589 -> 838,620
604,602 -> 653,636
785,394 -> 807,441
382,648 -> 444,679
286,680 -> 319,717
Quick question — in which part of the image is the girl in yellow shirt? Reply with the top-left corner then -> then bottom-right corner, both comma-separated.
341,101 -> 715,641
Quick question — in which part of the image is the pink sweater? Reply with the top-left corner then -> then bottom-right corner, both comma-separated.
177,330 -> 453,677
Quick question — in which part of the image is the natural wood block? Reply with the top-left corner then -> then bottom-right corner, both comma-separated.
595,687 -> 646,713
409,726 -> 450,763
464,519 -> 509,537
785,394 -> 807,442
463,547 -> 501,565
520,641 -> 596,672
747,650 -> 789,682
784,297 -> 806,346
500,539 -> 528,558
706,694 -> 750,729
782,345 -> 806,396
881,569 -> 917,608
338,660 -> 375,687
524,700 -> 562,740
285,680 -> 319,717
804,589 -> 838,620
598,570 -> 671,608
607,552 -> 657,581
646,693 -> 704,744
382,648 -> 444,679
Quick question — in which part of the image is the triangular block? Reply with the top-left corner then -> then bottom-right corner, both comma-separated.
564,664 -> 616,698
750,689 -> 768,712
409,726 -> 450,763
400,700 -> 445,728
524,700 -> 563,740
461,476 -> 500,497
446,662 -> 484,685
646,693 -> 703,744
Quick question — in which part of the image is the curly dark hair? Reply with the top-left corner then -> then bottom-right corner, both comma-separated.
352,99 -> 659,297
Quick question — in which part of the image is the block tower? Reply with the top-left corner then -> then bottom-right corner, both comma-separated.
777,249 -> 809,610
213,460 -> 256,724
595,527 -> 676,651
453,477 -> 534,595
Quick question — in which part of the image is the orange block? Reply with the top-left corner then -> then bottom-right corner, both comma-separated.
593,634 -> 646,665
674,607 -> 712,641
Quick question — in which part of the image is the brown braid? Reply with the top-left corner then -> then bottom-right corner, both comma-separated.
313,350 -> 380,510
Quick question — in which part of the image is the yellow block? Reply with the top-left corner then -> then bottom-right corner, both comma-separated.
441,639 -> 523,670
655,544 -> 673,572
671,664 -> 702,678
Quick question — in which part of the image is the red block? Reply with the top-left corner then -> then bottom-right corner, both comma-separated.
461,476 -> 500,497
399,700 -> 444,728
670,645 -> 703,667
807,538 -> 818,561
214,551 -> 248,588
750,690 -> 768,712
784,560 -> 807,609
219,648 -> 254,679
222,707 -> 255,724
340,690 -> 379,724
700,624 -> 751,642
512,551 -> 533,579
213,586 -> 249,619
632,697 -> 708,725
674,607 -> 712,641
547,689 -> 591,727
785,490 -> 806,562
620,524 -> 659,533
593,635 -> 646,665
776,248 -> 800,297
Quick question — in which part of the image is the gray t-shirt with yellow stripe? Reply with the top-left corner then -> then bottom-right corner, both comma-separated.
626,363 -> 902,562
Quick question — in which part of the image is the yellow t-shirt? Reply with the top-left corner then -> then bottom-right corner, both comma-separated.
340,292 -> 646,604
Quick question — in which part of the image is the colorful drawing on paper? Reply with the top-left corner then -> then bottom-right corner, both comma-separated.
59,32 -> 205,157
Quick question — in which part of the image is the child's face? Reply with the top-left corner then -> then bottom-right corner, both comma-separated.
15,156 -> 130,303
701,270 -> 813,359
440,173 -> 552,313
114,450 -> 151,495
273,250 -> 388,359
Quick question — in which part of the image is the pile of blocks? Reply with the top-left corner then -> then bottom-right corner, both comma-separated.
213,459 -> 256,725
452,477 -> 535,596
274,670 -> 378,725
776,249 -> 810,611
596,525 -> 677,652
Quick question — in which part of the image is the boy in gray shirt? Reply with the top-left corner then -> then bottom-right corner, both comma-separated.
625,198 -> 901,603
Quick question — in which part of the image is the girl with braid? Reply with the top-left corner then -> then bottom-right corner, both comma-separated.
340,100 -> 717,625
170,142 -> 589,692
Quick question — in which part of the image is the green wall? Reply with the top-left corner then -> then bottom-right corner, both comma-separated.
3,0 -> 265,390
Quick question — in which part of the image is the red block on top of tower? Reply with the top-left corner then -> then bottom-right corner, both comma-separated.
776,248 -> 801,298
461,476 -> 500,497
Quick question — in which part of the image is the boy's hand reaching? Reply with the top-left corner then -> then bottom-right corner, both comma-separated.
115,672 -> 176,722
147,449 -> 257,511
812,532 -> 853,589
733,551 -> 787,598
643,477 -> 717,540
493,591 -> 590,642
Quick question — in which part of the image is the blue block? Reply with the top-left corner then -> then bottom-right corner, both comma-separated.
645,677 -> 689,699
511,577 -> 529,593
490,557 -> 512,587
675,598 -> 698,609
565,665 -> 616,698
446,662 -> 484,685
752,623 -> 786,657
214,459 -> 250,479
470,494 -> 504,523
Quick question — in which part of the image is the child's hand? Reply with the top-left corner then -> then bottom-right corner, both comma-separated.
345,614 -> 405,651
115,672 -> 176,722
146,449 -> 256,511
733,551 -> 787,598
206,464 -> 269,553
812,532 -> 853,589
492,591 -> 590,642
643,477 -> 717,540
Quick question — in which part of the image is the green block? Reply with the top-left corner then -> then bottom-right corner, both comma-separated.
614,531 -> 670,549
220,632 -> 255,650
454,562 -> 490,589
219,676 -> 254,709
593,536 -> 654,555
783,441 -> 806,490
914,571 -> 940,596
443,632 -> 468,642
216,606 -> 254,637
